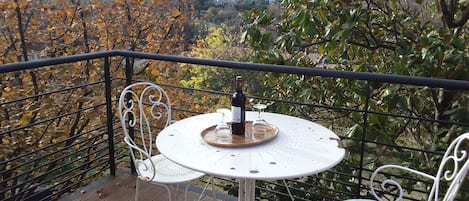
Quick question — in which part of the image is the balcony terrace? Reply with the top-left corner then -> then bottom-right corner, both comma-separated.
1,51 -> 468,201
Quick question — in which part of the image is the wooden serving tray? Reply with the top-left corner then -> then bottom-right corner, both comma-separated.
201,121 -> 279,147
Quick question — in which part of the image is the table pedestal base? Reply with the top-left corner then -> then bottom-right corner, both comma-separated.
239,179 -> 255,201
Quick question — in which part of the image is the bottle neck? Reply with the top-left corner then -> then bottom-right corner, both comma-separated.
235,83 -> 243,92
235,78 -> 243,92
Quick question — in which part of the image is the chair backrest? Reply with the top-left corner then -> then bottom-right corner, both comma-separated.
369,133 -> 469,201
118,82 -> 172,181
432,133 -> 469,201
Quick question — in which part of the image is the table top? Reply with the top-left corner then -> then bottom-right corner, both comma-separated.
156,111 -> 346,180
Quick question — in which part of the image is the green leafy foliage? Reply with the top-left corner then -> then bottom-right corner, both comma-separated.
181,24 -> 270,110
240,0 -> 469,200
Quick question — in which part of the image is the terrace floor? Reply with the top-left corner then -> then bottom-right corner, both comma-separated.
62,169 -> 232,201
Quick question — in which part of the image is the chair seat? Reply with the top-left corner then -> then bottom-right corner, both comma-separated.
137,154 -> 205,184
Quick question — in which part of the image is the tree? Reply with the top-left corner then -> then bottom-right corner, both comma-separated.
181,24 -> 262,111
241,0 -> 469,199
242,0 -> 469,140
192,0 -> 217,18
0,0 -> 194,199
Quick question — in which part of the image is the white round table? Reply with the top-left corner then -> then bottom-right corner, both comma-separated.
156,112 -> 345,201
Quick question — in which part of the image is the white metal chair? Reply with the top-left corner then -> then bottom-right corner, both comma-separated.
345,133 -> 469,201
118,82 -> 210,201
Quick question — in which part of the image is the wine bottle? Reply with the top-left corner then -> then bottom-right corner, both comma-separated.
231,76 -> 246,135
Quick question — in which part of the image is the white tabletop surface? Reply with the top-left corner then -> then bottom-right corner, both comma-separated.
156,111 -> 345,180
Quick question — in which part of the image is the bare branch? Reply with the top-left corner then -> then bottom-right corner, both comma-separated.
440,0 -> 469,28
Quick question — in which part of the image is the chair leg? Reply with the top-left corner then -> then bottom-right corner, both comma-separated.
210,176 -> 216,201
184,184 -> 190,201
197,176 -> 215,201
175,184 -> 181,201
135,178 -> 140,201
168,184 -> 173,201
158,184 -> 173,201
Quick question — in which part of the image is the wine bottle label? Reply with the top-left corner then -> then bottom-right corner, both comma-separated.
231,106 -> 241,123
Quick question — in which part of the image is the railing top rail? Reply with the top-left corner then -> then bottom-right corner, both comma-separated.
1,50 -> 468,90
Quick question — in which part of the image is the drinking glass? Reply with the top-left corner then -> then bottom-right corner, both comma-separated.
215,108 -> 231,142
252,103 -> 268,139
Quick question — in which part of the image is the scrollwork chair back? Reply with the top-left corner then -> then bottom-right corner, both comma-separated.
434,133 -> 469,201
118,82 -> 171,181
368,133 -> 469,201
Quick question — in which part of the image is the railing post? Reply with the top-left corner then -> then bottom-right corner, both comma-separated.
357,81 -> 371,197
125,57 -> 136,174
104,56 -> 116,176
125,56 -> 133,87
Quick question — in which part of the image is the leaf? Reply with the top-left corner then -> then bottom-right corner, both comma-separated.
171,9 -> 181,18
451,37 -> 465,50
31,18 -> 38,26
240,30 -> 248,43
149,68 -> 159,76
64,34 -> 72,44
443,52 -> 463,65
19,112 -> 33,126
318,45 -> 325,54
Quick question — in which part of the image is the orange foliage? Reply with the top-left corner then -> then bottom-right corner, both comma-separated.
0,0 -> 197,198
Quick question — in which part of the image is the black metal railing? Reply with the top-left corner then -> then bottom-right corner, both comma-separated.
1,50 -> 468,201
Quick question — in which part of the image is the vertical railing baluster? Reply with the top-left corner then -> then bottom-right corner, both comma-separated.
357,81 -> 371,197
125,56 -> 133,85
124,56 -> 136,174
104,56 -> 116,176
